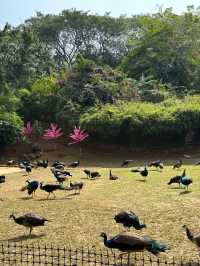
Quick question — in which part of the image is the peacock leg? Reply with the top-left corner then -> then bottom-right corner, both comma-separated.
47,193 -> 50,199
29,227 -> 32,235
52,191 -> 56,199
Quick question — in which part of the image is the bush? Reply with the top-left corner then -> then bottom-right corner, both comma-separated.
80,96 -> 200,146
0,112 -> 22,147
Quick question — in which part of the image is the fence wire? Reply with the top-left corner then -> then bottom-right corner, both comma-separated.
0,241 -> 199,266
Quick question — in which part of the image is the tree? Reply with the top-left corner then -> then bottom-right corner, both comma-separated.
120,7 -> 200,92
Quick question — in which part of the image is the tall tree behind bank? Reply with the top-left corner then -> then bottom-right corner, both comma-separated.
25,9 -> 129,68
120,7 -> 200,92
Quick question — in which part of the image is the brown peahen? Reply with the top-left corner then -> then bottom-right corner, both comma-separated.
10,213 -> 49,235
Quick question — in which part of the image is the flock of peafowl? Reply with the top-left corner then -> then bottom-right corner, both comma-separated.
0,157 -> 200,257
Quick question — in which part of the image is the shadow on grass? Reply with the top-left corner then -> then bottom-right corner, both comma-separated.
179,190 -> 192,196
66,192 -> 81,196
20,197 -> 33,200
36,197 -> 73,201
168,186 -> 182,190
81,176 -> 101,180
136,179 -> 146,182
1,233 -> 46,242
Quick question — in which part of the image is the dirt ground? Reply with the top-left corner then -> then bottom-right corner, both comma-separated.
0,167 -> 22,175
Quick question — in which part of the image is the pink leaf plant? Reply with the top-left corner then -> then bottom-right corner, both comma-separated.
42,123 -> 63,141
68,126 -> 89,145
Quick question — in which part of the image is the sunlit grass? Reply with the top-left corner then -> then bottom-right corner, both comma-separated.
0,162 -> 199,260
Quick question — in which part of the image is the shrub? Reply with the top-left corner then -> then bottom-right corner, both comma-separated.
80,96 -> 200,146
0,112 -> 22,147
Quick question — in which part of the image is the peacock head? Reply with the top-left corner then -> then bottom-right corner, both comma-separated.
182,225 -> 187,229
100,232 -> 107,239
9,213 -> 15,219
141,223 -> 147,229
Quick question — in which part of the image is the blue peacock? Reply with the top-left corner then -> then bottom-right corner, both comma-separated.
100,232 -> 170,255
114,211 -> 146,231
180,169 -> 193,190
20,180 -> 39,197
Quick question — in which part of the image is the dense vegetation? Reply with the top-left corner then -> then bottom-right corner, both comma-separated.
1,6 -> 200,146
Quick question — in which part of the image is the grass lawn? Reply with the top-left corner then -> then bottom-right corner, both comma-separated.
0,154 -> 200,261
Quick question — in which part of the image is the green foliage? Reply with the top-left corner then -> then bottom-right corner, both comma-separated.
20,74 -> 61,122
119,8 -> 200,91
2,8 -> 200,147
81,96 -> 200,145
27,9 -> 129,67
0,112 -> 22,147
31,75 -> 59,95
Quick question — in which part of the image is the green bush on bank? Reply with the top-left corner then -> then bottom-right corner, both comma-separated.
80,96 -> 200,145
0,112 -> 22,147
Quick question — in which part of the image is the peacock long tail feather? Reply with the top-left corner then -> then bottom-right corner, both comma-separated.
58,184 -> 66,190
185,227 -> 194,242
144,237 -> 170,255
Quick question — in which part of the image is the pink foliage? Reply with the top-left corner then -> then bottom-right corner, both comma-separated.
42,123 -> 63,141
69,126 -> 89,145
23,121 -> 33,138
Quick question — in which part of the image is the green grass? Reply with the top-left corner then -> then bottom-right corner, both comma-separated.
0,160 -> 200,260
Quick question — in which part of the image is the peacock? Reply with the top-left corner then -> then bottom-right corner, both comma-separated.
40,183 -> 65,199
121,160 -> 133,167
69,181 -> 84,194
68,160 -> 80,168
20,180 -> 39,197
25,165 -> 32,175
168,175 -> 181,187
0,175 -> 5,184
37,160 -> 48,168
180,169 -> 193,190
114,211 -> 146,230
109,170 -> 119,180
51,168 -> 72,177
52,161 -> 65,168
54,164 -> 64,170
7,160 -> 15,167
148,160 -> 164,171
84,169 -> 91,178
182,225 -> 200,252
10,213 -> 49,235
173,160 -> 182,170
56,175 -> 68,184
100,232 -> 170,255
131,166 -> 148,179
90,171 -> 101,179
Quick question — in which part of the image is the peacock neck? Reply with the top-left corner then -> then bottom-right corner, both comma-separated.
135,223 -> 146,230
185,227 -> 194,242
140,224 -> 146,229
103,235 -> 109,247
12,215 -> 17,222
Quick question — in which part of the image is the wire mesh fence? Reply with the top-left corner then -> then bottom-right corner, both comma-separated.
0,241 -> 199,266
